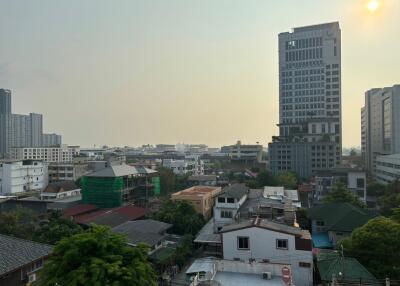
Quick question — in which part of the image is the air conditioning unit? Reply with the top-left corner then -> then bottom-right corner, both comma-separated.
262,272 -> 272,280
28,273 -> 37,283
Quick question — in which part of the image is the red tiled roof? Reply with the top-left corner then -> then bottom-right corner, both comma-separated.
63,204 -> 98,217
75,205 -> 150,228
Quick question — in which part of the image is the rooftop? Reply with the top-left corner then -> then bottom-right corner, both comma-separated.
218,184 -> 249,199
0,235 -> 52,276
194,219 -> 221,244
86,164 -> 156,178
43,181 -> 80,193
172,186 -> 221,197
112,219 -> 172,247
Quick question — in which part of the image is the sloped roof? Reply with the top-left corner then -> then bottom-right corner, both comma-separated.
63,204 -> 98,217
44,181 -> 79,193
86,164 -> 156,178
220,218 -> 303,237
75,205 -> 149,227
188,175 -> 217,181
316,251 -> 376,282
308,203 -> 376,232
0,235 -> 52,276
112,219 -> 172,247
218,184 -> 249,199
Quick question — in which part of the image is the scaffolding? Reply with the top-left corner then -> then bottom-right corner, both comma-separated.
81,176 -> 124,208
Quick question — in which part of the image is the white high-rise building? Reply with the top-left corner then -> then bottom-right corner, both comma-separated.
269,22 -> 342,178
11,145 -> 80,163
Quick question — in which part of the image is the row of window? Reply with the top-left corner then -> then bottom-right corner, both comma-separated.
286,37 -> 323,50
285,60 -> 324,69
237,237 -> 288,250
285,48 -> 323,62
282,68 -> 324,78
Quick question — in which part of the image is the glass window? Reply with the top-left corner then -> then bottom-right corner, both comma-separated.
276,239 -> 288,250
218,197 -> 225,203
237,237 -> 250,250
227,197 -> 235,203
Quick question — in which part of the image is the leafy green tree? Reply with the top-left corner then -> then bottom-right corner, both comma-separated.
323,182 -> 365,208
0,207 -> 38,239
153,200 -> 205,235
256,170 -> 277,187
175,174 -> 190,191
276,171 -> 298,189
296,208 -> 311,231
377,180 -> 400,216
391,208 -> 400,223
367,181 -> 386,197
157,167 -> 176,196
38,225 -> 156,286
33,212 -> 83,244
174,234 -> 193,267
339,217 -> 400,279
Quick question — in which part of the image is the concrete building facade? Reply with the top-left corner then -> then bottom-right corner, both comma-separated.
0,160 -> 48,195
269,22 -> 342,178
11,145 -> 80,163
362,85 -> 400,175
375,154 -> 400,184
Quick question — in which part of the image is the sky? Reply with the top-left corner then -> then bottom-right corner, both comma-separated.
0,0 -> 399,148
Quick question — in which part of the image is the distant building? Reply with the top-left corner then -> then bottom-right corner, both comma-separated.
42,133 -> 62,147
188,175 -> 217,186
0,234 -> 52,286
40,181 -> 81,201
171,186 -> 222,219
221,217 -> 313,286
269,22 -> 342,179
362,85 -> 400,175
312,168 -> 366,203
48,156 -> 90,182
263,186 -> 301,208
0,197 -> 48,216
222,141 -> 263,163
163,155 -> 204,176
375,153 -> 400,184
0,160 -> 47,195
11,145 -> 80,163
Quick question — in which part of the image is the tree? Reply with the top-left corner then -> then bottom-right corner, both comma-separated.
174,234 -> 193,267
296,208 -> 311,231
153,200 -> 205,235
323,182 -> 365,208
33,212 -> 83,244
256,170 -> 277,187
276,171 -> 298,189
0,207 -> 39,240
367,181 -> 386,197
377,180 -> 400,216
339,217 -> 400,279
157,167 -> 176,196
38,225 -> 157,286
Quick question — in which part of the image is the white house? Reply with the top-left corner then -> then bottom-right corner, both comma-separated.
0,160 -> 48,195
40,181 -> 81,201
221,217 -> 313,286
213,184 -> 248,232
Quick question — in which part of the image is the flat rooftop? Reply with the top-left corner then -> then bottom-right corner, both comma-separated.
172,186 -> 220,197
213,272 -> 285,286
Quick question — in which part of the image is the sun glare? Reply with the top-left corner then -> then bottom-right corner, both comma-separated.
367,0 -> 379,12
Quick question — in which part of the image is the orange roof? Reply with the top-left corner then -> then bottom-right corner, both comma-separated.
173,186 -> 220,197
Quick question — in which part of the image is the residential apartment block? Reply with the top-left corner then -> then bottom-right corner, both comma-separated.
0,160 -> 48,195
222,141 -> 263,163
11,145 -> 80,163
269,22 -> 342,178
375,154 -> 400,184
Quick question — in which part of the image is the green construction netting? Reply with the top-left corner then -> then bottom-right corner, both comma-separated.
152,176 -> 161,196
81,176 -> 123,208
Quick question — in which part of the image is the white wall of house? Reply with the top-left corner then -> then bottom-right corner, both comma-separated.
0,160 -> 47,194
40,188 -> 81,200
213,194 -> 247,232
222,227 -> 313,286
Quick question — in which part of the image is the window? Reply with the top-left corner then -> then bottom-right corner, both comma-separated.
227,197 -> 235,204
356,178 -> 365,188
316,221 -> 324,226
221,210 -> 233,218
218,197 -> 225,203
299,262 -> 311,268
276,239 -> 288,250
237,237 -> 250,250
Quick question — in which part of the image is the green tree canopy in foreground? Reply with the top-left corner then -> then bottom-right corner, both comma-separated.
323,182 -> 365,208
339,217 -> 400,279
38,225 -> 156,286
153,199 -> 205,235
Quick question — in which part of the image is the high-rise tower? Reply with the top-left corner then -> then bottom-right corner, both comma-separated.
269,22 -> 342,178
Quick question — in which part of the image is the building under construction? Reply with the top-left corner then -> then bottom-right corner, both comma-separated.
81,164 -> 159,208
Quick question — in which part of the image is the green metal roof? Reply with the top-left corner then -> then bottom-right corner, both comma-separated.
316,251 -> 377,283
308,203 -> 376,232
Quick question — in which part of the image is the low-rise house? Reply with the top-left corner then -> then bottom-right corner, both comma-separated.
308,203 -> 376,247
171,186 -> 222,219
0,235 -> 52,286
188,175 -> 217,186
0,197 -> 48,216
315,250 -> 377,285
213,184 -> 249,232
220,217 -> 313,286
186,257 -> 292,286
40,181 -> 81,201
112,219 -> 173,254
263,186 -> 301,208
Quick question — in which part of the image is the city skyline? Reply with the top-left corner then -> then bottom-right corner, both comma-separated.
0,0 -> 399,147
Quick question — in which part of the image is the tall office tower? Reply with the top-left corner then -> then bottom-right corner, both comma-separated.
0,89 -> 12,157
268,22 -> 342,178
42,133 -> 62,147
362,85 -> 400,175
11,113 -> 43,148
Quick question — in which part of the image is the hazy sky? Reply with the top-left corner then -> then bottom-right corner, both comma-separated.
0,0 -> 399,148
